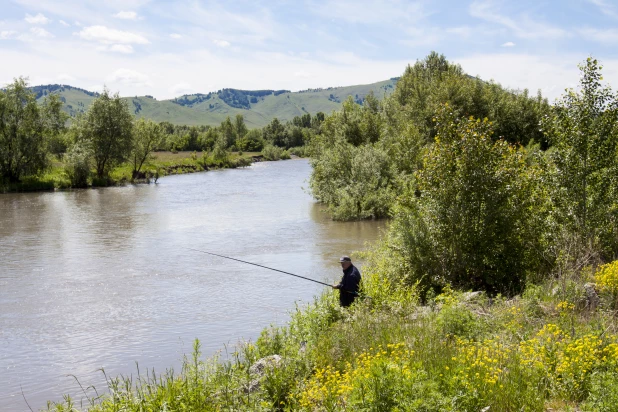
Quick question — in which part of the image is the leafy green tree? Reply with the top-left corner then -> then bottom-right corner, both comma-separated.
237,129 -> 264,152
0,78 -> 66,182
234,114 -> 248,139
392,106 -> 540,295
64,141 -> 91,188
220,117 -> 236,148
131,118 -> 163,178
262,117 -> 287,147
81,89 -> 133,179
543,57 -> 618,256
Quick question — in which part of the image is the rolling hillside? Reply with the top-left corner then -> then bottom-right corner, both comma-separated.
32,79 -> 398,128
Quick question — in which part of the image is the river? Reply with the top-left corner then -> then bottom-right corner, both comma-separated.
0,159 -> 384,411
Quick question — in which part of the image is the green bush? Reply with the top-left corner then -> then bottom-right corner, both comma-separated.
261,144 -> 285,161
64,143 -> 91,188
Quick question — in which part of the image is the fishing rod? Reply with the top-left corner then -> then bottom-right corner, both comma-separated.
184,247 -> 361,295
184,247 -> 332,286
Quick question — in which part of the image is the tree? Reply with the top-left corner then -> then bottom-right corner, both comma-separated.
131,118 -> 163,178
543,58 -> 618,256
0,78 -> 66,182
392,106 -> 539,296
234,114 -> 248,139
220,117 -> 236,148
263,117 -> 287,147
81,89 -> 134,179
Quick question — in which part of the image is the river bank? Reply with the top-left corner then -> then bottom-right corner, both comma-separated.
0,151 -> 266,193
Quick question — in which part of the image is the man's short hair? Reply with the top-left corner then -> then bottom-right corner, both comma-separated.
339,256 -> 352,262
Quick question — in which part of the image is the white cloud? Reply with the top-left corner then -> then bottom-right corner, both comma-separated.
294,71 -> 313,78
107,68 -> 151,87
501,41 -> 516,47
588,0 -> 618,18
469,1 -> 567,39
109,44 -> 134,53
114,11 -> 139,20
170,82 -> 192,95
30,27 -> 54,38
213,39 -> 231,47
0,30 -> 17,40
57,73 -> 76,82
25,13 -> 51,25
76,25 -> 149,44
59,20 -> 70,27
170,33 -> 182,39
579,28 -> 618,43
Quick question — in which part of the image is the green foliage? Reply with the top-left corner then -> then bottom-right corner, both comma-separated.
80,88 -> 134,179
543,57 -> 618,258
64,142 -> 91,187
237,129 -> 265,152
309,135 -> 395,220
394,107 -> 541,295
261,144 -> 288,161
0,77 -> 66,182
131,118 -> 163,177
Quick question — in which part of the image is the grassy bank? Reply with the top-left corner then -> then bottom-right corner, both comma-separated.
0,151 -> 262,193
47,256 -> 618,411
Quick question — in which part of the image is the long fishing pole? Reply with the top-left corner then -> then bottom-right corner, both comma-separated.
184,247 -> 333,287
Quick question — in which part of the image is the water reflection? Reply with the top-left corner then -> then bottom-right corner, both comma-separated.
0,159 -> 384,411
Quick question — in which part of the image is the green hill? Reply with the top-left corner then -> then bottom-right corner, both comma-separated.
32,79 -> 398,128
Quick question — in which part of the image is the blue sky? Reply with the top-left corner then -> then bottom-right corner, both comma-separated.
1,0 -> 617,100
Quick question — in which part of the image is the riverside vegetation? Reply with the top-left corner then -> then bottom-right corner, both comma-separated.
0,79 -> 317,192
44,52 -> 618,411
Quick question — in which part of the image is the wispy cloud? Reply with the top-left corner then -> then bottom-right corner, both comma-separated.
579,28 -> 618,43
588,0 -> 618,18
213,39 -> 231,48
76,25 -> 149,44
170,33 -> 182,39
469,0 -> 567,39
113,11 -> 140,20
0,30 -> 18,40
30,27 -> 54,38
109,44 -> 134,53
59,20 -> 70,27
107,68 -> 151,87
310,0 -> 426,24
501,41 -> 516,47
25,13 -> 51,25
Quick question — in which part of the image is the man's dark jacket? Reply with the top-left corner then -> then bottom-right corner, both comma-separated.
337,264 -> 361,307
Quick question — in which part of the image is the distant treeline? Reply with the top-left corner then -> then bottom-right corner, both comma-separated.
29,84 -> 100,99
173,88 -> 290,109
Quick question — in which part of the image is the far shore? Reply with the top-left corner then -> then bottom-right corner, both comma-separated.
0,151 -> 278,194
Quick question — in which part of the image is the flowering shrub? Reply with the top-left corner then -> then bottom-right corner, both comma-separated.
595,260 -> 618,308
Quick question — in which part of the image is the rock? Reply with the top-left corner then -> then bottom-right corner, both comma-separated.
243,379 -> 261,394
249,354 -> 282,376
584,283 -> 599,311
481,407 -> 490,412
463,291 -> 483,301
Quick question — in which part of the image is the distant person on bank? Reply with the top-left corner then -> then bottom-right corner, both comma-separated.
332,256 -> 362,307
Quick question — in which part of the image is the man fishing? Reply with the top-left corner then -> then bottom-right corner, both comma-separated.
332,256 -> 362,307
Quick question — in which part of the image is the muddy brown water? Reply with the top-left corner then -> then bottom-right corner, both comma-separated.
0,159 -> 384,411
